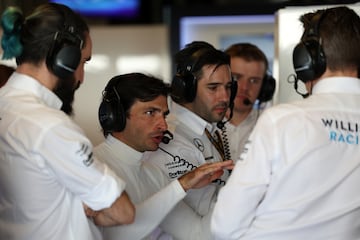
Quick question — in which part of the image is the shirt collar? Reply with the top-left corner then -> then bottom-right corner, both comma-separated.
7,72 -> 62,110
105,134 -> 144,166
312,76 -> 360,94
171,101 -> 213,135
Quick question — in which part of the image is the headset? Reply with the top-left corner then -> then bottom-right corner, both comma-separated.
171,48 -> 203,103
99,83 -> 175,142
258,73 -> 276,103
98,80 -> 127,133
46,26 -> 83,79
292,11 -> 327,83
171,48 -> 238,103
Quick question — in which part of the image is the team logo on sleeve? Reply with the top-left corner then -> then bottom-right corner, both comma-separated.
76,143 -> 94,167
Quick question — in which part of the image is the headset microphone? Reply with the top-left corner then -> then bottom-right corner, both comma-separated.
162,130 -> 174,144
243,98 -> 252,106
217,120 -> 226,129
217,101 -> 234,129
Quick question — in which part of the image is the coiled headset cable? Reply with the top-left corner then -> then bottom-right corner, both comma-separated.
218,124 -> 231,160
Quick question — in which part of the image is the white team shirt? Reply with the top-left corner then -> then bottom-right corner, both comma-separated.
211,76 -> 360,240
144,101 -> 230,216
224,108 -> 261,160
94,135 -> 214,240
0,73 -> 125,240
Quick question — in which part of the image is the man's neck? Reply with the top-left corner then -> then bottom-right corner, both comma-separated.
228,108 -> 252,126
17,62 -> 58,90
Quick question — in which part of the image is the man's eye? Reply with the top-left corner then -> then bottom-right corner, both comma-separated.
249,78 -> 260,84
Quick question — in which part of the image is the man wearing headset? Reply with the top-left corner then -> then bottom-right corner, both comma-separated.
94,73 -> 233,239
221,43 -> 275,160
0,3 -> 135,240
144,41 -> 236,216
211,6 -> 360,239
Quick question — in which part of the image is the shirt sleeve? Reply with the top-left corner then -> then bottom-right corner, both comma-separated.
103,180 -> 186,240
211,111 -> 275,239
160,192 -> 215,240
36,119 -> 125,211
145,138 -> 216,216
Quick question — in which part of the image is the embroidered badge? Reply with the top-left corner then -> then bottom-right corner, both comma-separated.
76,143 -> 94,167
193,138 -> 204,152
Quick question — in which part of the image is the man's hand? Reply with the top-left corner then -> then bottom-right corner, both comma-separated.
84,191 -> 135,227
178,160 -> 234,191
84,204 -> 99,218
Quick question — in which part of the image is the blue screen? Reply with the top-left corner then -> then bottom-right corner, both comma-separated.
50,0 -> 140,17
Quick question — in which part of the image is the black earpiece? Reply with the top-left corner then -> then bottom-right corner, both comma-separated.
98,84 -> 126,133
171,70 -> 198,103
170,48 -> 207,103
258,74 -> 276,103
293,11 -> 327,83
229,78 -> 238,105
46,28 -> 83,79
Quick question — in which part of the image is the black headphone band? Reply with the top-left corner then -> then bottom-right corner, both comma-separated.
171,48 -> 210,103
51,29 -> 83,55
310,10 -> 326,39
177,48 -> 210,75
292,10 -> 327,83
46,6 -> 84,79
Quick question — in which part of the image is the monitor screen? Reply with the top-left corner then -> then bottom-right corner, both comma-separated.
49,0 -> 140,18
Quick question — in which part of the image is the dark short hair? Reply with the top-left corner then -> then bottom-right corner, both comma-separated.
300,6 -> 360,72
174,41 -> 230,81
103,72 -> 171,119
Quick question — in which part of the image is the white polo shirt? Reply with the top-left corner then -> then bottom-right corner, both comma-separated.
211,77 -> 360,240
145,101 -> 230,216
225,108 -> 261,160
0,73 -> 125,240
95,134 -> 214,240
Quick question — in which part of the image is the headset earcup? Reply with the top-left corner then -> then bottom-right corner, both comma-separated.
258,74 -> 276,102
293,40 -> 326,83
50,45 -> 81,78
98,101 -> 115,132
171,71 -> 197,102
171,73 -> 186,102
292,41 -> 316,83
293,11 -> 327,84
230,79 -> 238,103
98,100 -> 126,133
46,31 -> 82,79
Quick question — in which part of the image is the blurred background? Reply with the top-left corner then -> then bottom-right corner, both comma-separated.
0,0 -> 359,145
0,0 -> 358,53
